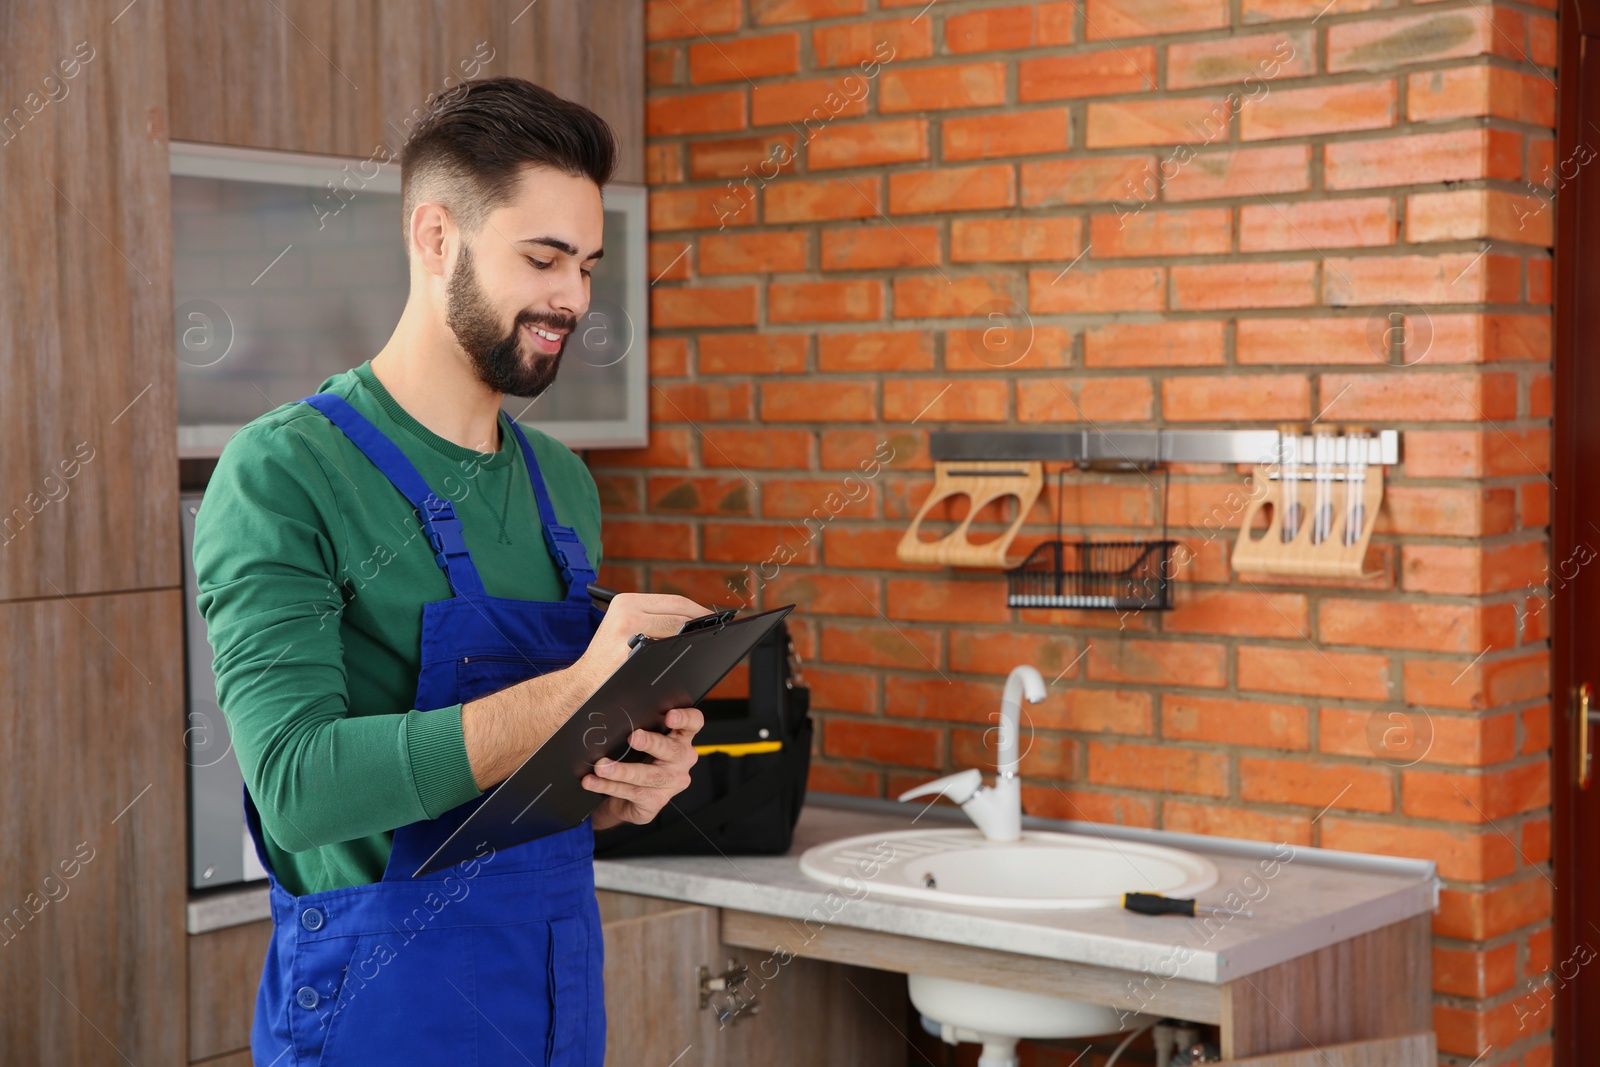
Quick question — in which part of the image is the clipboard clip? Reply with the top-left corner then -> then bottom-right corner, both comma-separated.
678,608 -> 738,636
625,608 -> 740,657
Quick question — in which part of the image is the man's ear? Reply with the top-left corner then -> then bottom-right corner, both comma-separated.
410,200 -> 454,278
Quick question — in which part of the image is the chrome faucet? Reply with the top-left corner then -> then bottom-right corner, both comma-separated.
896,665 -> 1047,842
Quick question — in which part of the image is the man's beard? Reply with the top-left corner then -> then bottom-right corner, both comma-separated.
444,242 -> 574,399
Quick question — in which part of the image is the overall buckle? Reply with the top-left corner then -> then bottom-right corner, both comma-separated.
420,499 -> 470,571
545,525 -> 597,588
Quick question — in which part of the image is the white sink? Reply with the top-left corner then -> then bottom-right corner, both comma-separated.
910,974 -> 1134,1051
801,826 -> 1219,1062
799,827 -> 1219,910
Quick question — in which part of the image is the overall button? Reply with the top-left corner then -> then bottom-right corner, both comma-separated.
300,907 -> 325,932
295,986 -> 319,1010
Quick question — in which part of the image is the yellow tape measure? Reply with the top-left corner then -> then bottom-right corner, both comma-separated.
691,740 -> 783,757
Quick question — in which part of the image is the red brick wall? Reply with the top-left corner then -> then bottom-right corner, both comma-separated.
609,0 -> 1557,1061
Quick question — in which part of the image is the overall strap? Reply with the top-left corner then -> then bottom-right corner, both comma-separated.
300,393 -> 488,597
505,419 -> 597,603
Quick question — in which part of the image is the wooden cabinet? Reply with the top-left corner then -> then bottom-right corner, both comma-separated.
184,892 -> 908,1065
193,1055 -> 253,1067
188,920 -> 271,1062
597,891 -> 909,1067
165,0 -> 644,182
180,890 -> 1434,1065
0,0 -> 179,604
711,951 -> 910,1066
598,892 -> 716,1062
0,591 -> 187,1065
721,908 -> 1435,1065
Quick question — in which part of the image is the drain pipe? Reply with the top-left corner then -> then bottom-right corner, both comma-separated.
918,1013 -> 1021,1067
976,1038 -> 1020,1067
1103,1019 -> 1158,1066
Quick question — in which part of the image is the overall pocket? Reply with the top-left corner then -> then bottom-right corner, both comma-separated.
456,653 -> 569,702
468,913 -> 599,1066
312,927 -> 478,1065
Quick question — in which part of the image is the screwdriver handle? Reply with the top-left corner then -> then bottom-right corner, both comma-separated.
1123,892 -> 1197,917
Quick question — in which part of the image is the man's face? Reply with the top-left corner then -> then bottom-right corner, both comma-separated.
443,166 -> 604,399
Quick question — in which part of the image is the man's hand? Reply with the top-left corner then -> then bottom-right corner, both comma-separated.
585,705 -> 703,831
461,593 -> 709,792
567,592 -> 710,694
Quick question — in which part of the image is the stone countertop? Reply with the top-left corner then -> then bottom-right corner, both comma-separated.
592,792 -> 1438,985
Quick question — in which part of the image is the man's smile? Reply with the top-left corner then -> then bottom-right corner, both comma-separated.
523,321 -> 566,354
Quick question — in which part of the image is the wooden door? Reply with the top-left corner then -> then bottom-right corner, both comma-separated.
596,891 -> 911,1066
599,893 -> 721,1065
188,920 -> 272,1063
711,955 -> 910,1066
0,592 -> 187,1066
1552,0 -> 1600,1060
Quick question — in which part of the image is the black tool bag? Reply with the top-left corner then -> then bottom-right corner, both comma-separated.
592,620 -> 812,858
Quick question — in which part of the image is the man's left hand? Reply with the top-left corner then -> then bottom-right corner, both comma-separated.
584,706 -> 703,831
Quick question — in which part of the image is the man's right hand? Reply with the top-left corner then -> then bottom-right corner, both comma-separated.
567,592 -> 710,697
460,592 -> 709,791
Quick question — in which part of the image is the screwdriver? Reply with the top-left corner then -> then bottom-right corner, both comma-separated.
1122,892 -> 1254,919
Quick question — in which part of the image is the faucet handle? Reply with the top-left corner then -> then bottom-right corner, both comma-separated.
895,768 -> 983,806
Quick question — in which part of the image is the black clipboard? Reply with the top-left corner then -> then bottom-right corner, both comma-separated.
413,603 -> 796,876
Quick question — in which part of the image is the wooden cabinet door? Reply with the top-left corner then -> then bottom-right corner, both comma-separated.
188,919 -> 272,1062
710,955 -> 910,1067
599,893 -> 722,1065
0,591 -> 186,1067
598,891 -> 911,1067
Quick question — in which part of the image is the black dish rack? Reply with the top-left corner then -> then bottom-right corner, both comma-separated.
1005,466 -> 1176,611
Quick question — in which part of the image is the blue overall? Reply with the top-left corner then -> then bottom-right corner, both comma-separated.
244,393 -> 608,1066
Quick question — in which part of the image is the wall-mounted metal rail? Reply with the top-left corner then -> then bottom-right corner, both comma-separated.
928,429 -> 1401,470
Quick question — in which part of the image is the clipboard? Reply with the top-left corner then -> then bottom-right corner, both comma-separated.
413,603 -> 797,876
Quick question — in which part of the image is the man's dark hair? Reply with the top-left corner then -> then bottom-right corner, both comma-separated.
399,77 -> 617,250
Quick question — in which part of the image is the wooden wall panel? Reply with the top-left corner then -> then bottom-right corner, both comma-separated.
0,590 -> 186,1066
0,0 -> 179,601
166,0 -> 645,181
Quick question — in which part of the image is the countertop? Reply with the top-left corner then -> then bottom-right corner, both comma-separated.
592,792 -> 1439,984
189,792 -> 1437,986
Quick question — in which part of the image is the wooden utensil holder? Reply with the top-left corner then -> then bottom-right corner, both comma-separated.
1231,427 -> 1384,578
897,461 -> 1044,569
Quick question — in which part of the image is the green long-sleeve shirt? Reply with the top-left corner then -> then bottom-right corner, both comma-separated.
193,361 -> 603,897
